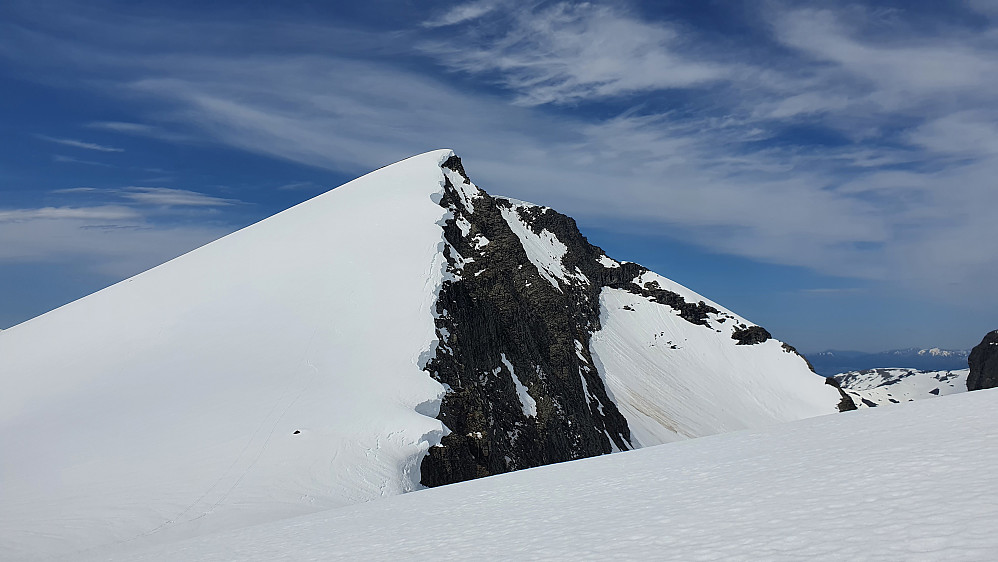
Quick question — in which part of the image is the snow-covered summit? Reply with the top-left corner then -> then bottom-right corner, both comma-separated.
0,150 -> 841,559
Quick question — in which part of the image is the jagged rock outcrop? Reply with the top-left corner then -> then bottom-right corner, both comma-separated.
420,155 -> 839,487
824,376 -> 858,412
967,330 -> 998,391
422,157 -> 636,486
732,325 -> 772,345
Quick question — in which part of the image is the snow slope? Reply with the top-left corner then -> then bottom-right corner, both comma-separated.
591,283 -> 838,445
0,150 -> 455,559
834,368 -> 969,408
87,388 -> 998,561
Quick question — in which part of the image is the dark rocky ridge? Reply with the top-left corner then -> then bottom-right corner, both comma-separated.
732,325 -> 772,345
967,330 -> 998,391
420,156 -> 809,487
823,377 -> 858,412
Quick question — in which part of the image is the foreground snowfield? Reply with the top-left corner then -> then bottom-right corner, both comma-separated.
91,388 -> 998,561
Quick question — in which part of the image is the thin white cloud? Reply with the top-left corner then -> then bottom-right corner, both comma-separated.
0,206 -> 139,223
52,187 -> 99,194
86,121 -> 156,134
421,3 -> 727,105
1,2 -> 996,307
121,187 -> 239,207
0,205 -> 229,277
86,120 -> 193,142
35,134 -> 124,152
49,185 -> 241,208
52,154 -> 114,167
423,0 -> 502,28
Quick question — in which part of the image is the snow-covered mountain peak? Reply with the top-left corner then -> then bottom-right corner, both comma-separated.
0,150 -> 844,559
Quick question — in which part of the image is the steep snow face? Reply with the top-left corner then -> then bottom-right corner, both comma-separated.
83,388 -> 998,561
835,368 -> 970,408
590,284 -> 839,446
0,150 -> 455,559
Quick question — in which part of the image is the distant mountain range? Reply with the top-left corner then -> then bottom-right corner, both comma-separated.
808,347 -> 970,376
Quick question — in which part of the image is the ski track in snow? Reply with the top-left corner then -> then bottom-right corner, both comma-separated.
86,389 -> 998,561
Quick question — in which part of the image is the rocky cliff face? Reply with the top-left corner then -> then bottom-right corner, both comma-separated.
420,156 -> 838,487
967,330 -> 998,391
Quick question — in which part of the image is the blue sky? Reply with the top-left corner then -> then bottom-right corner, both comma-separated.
1,0 -> 996,352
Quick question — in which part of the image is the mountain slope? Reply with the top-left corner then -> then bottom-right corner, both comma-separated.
85,388 -> 998,561
0,150 -> 840,558
0,151 -> 455,559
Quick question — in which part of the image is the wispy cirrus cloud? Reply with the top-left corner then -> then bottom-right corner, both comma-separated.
86,120 -> 193,142
1,0 -> 996,310
51,187 -> 99,194
52,154 -> 115,167
0,206 -> 139,223
422,0 -> 503,28
0,203 -> 228,276
0,186 -> 241,279
422,2 -> 728,105
35,134 -> 124,152
49,185 -> 242,207
120,187 -> 240,207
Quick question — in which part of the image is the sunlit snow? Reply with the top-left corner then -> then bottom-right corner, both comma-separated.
591,287 -> 839,446
0,150 -> 457,559
88,389 -> 998,561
